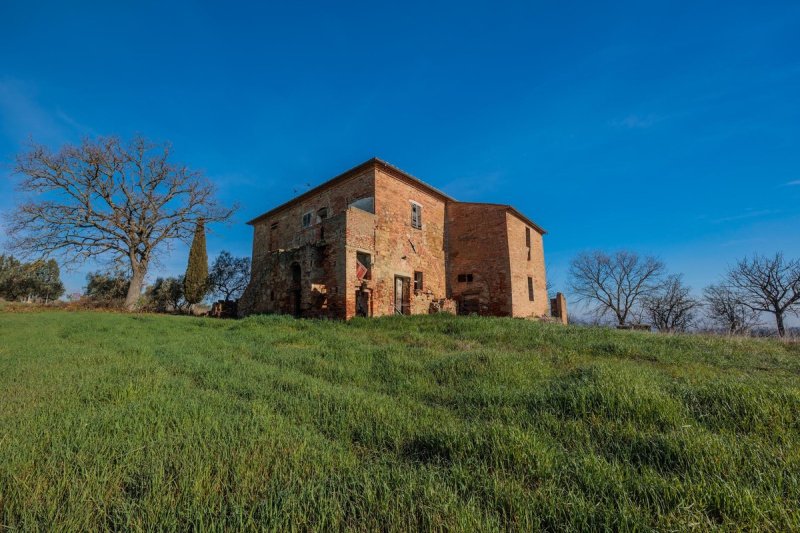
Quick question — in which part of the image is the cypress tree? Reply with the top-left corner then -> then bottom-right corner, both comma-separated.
184,221 -> 209,307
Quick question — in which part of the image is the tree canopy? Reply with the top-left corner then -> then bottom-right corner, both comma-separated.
208,251 -> 251,302
0,255 -> 64,303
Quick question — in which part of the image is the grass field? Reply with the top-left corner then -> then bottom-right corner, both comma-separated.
1,311 -> 799,530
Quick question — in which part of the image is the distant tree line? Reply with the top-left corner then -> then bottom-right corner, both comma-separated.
81,249 -> 250,313
569,250 -> 800,337
0,254 -> 64,303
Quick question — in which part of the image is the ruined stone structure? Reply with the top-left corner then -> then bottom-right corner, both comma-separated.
239,158 -> 552,319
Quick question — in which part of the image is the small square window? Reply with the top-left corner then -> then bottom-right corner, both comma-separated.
414,271 -> 423,291
457,274 -> 473,283
270,222 -> 278,231
301,212 -> 313,228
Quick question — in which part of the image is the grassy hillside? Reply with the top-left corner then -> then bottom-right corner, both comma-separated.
1,311 -> 798,531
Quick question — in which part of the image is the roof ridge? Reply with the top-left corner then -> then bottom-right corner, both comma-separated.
246,158 -> 453,225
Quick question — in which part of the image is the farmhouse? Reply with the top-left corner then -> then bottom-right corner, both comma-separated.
239,158 -> 555,319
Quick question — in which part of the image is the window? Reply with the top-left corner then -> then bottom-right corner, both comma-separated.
457,273 -> 474,283
356,252 -> 371,280
528,277 -> 534,301
349,197 -> 375,214
269,222 -> 279,251
411,202 -> 422,229
317,207 -> 329,222
414,271 -> 423,291
301,211 -> 313,228
526,227 -> 531,261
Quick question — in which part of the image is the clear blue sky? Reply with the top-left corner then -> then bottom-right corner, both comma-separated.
1,1 -> 799,302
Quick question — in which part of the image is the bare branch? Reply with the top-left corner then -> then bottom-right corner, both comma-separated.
723,253 -> 800,337
5,135 -> 237,309
643,274 -> 700,333
569,250 -> 665,326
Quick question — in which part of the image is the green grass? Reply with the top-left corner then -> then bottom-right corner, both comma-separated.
1,311 -> 799,531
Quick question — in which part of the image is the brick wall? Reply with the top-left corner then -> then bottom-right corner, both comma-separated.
505,212 -> 548,317
446,203 -> 512,316
370,169 -> 448,317
242,167 -> 377,319
343,207 -> 377,318
240,159 -> 551,321
250,168 -> 376,276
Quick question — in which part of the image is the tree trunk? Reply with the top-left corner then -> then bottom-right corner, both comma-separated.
125,267 -> 146,310
775,311 -> 785,338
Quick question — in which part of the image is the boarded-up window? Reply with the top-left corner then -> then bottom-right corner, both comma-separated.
411,202 -> 422,229
528,277 -> 534,301
414,271 -> 423,291
356,252 -> 371,280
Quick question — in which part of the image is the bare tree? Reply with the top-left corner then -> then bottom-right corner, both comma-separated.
724,253 -> 800,337
643,274 -> 700,333
208,251 -> 251,301
7,136 -> 235,309
569,250 -> 665,326
703,283 -> 760,335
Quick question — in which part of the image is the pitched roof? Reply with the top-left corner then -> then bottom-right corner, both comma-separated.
246,158 -> 454,225
245,159 -> 546,235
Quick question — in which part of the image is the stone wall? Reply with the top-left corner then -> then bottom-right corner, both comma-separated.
239,213 -> 348,318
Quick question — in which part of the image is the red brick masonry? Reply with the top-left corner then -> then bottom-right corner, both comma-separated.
239,158 -> 552,319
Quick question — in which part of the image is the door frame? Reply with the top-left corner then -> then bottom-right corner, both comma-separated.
394,275 -> 410,315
